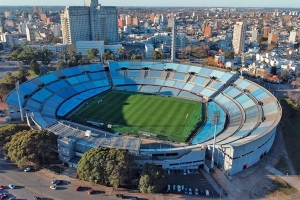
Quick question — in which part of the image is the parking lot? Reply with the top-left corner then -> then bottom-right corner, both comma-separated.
166,169 -> 218,197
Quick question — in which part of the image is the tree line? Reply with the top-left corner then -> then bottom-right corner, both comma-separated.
0,124 -> 167,193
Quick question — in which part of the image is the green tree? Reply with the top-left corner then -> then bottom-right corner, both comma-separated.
0,124 -> 30,148
151,50 -> 164,60
117,48 -> 125,60
18,65 -> 29,84
77,147 -> 134,188
39,48 -> 53,65
52,37 -> 62,44
10,44 -> 19,52
131,53 -> 141,60
281,70 -> 289,82
103,36 -> 108,45
139,163 -> 167,193
5,130 -> 58,168
103,49 -> 115,60
95,34 -> 100,41
270,66 -> 277,75
257,36 -> 263,43
86,48 -> 99,60
56,60 -> 67,70
286,26 -> 294,32
2,72 -> 17,90
30,59 -> 40,75
224,51 -> 235,59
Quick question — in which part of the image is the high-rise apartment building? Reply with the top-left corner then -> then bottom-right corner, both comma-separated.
232,22 -> 246,55
149,13 -> 155,22
133,17 -> 139,27
204,26 -> 212,37
60,0 -> 118,44
251,29 -> 258,42
125,15 -> 132,26
118,18 -> 125,28
263,27 -> 270,38
268,33 -> 278,44
289,31 -> 297,43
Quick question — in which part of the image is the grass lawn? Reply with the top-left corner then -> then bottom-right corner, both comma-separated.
69,90 -> 202,142
272,176 -> 298,195
280,98 -> 300,174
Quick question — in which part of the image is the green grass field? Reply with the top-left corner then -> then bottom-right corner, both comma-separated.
69,90 -> 202,142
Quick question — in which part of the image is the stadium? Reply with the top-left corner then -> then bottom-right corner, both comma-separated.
5,61 -> 282,176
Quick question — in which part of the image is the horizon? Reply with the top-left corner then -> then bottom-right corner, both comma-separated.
1,0 -> 300,8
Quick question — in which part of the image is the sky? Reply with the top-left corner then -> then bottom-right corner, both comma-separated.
1,0 -> 300,7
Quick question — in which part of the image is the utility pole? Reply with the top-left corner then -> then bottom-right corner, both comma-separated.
211,110 -> 220,169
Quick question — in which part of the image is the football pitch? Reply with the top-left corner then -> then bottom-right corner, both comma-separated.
69,90 -> 203,142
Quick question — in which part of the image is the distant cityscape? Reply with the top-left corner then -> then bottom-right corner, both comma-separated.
0,1 -> 299,83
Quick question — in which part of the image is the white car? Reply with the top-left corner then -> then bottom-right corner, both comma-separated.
183,169 -> 187,175
24,167 -> 31,172
4,156 -> 8,160
8,184 -> 15,189
177,185 -> 181,192
188,188 -> 192,195
195,188 -> 199,195
50,185 -> 57,190
205,189 -> 210,196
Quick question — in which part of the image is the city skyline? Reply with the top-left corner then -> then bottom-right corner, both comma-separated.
1,0 -> 300,8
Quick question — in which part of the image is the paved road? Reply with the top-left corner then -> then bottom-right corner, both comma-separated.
0,151 -> 118,200
0,61 -> 20,79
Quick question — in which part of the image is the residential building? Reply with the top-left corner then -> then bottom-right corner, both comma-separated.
118,18 -> 125,28
76,41 -> 104,57
149,13 -> 155,21
4,11 -> 13,20
215,54 -> 225,64
24,44 -> 69,54
232,22 -> 246,55
289,31 -> 297,43
251,29 -> 258,42
18,23 -> 26,34
125,15 -> 132,26
25,24 -> 35,42
204,26 -> 212,37
133,17 -> 139,27
60,0 -> 118,44
268,33 -> 278,44
263,27 -> 270,37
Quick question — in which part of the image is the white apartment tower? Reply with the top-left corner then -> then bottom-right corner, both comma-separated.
60,0 -> 118,44
232,22 -> 246,55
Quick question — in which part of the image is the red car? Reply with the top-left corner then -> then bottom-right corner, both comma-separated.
88,188 -> 94,195
75,186 -> 81,191
0,185 -> 3,190
0,194 -> 7,199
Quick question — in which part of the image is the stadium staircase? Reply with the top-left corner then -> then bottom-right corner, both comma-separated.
105,70 -> 114,86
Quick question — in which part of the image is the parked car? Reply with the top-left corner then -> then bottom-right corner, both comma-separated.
75,186 -> 81,191
181,185 -> 184,191
205,189 -> 210,196
51,179 -> 62,185
8,184 -> 15,189
195,188 -> 199,195
116,194 -> 124,198
0,185 -> 3,190
183,169 -> 187,175
177,185 -> 181,192
50,185 -> 57,190
88,188 -> 94,194
0,194 -> 7,199
189,188 -> 192,195
24,167 -> 31,172
33,196 -> 41,200
184,188 -> 188,194
3,157 -> 8,160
